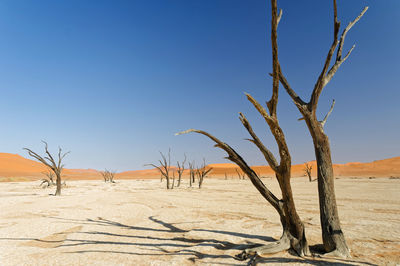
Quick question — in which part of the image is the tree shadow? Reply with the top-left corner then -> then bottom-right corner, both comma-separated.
253,256 -> 377,266
0,216 -> 376,266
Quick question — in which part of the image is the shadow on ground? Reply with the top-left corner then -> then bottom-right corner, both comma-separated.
1,216 -> 376,265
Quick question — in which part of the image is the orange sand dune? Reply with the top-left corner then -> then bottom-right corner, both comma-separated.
0,153 -> 100,181
207,157 -> 400,178
0,152 -> 399,182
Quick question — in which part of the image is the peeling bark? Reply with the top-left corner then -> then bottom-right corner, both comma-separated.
175,0 -> 310,259
278,1 -> 367,257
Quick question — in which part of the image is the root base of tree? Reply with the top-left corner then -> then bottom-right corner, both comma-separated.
317,248 -> 351,259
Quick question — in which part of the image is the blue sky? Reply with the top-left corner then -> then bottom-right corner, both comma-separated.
0,0 -> 398,171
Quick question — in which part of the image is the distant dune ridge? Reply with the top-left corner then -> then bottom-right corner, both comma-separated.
0,152 -> 398,182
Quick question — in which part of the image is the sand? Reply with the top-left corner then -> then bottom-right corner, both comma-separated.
1,153 -> 399,181
0,177 -> 399,265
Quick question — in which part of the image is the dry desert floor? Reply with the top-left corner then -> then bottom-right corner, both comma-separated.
0,177 -> 399,265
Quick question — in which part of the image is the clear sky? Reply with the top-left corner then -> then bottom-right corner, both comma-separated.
0,0 -> 398,171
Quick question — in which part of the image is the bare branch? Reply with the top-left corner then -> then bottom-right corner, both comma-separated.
320,99 -> 336,127
245,93 -> 292,163
275,68 -> 307,108
245,93 -> 272,122
24,142 -> 68,196
309,0 -> 341,112
239,112 -> 279,172
324,7 -> 368,87
176,129 -> 280,210
277,9 -> 283,26
146,149 -> 173,189
267,0 -> 280,116
310,4 -> 368,113
337,7 -> 368,60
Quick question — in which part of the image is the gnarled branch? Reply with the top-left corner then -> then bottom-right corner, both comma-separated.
320,99 -> 336,127
239,112 -> 279,172
176,129 -> 280,210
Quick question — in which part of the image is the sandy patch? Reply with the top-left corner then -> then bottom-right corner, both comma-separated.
0,178 -> 399,265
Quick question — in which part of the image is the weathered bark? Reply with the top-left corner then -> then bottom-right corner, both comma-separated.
176,1 -> 310,259
306,117 -> 349,256
176,155 -> 186,187
55,173 -> 61,196
24,141 -> 69,196
146,150 -> 172,189
177,128 -> 309,258
277,1 -> 368,257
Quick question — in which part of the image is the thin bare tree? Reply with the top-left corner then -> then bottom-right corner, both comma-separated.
176,154 -> 186,187
24,141 -> 69,196
196,159 -> 212,189
235,168 -> 246,180
304,163 -> 313,182
188,161 -> 196,187
276,0 -> 367,257
101,169 -> 116,183
171,170 -> 176,189
146,149 -> 172,189
100,170 -> 109,182
40,169 -> 55,188
177,0 -> 310,258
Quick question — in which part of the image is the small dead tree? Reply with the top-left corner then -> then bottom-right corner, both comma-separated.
304,163 -> 313,182
24,141 -> 69,196
146,150 -> 172,189
177,1 -> 310,258
276,1 -> 368,257
100,170 -> 109,182
101,169 -> 116,183
176,154 -> 186,187
236,168 -> 246,180
196,159 -> 212,189
188,161 -> 196,187
40,170 -> 55,188
171,170 -> 176,189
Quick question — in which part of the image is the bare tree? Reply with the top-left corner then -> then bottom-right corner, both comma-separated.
276,0 -> 367,257
101,169 -> 116,183
40,170 -> 55,188
100,170 -> 109,182
146,150 -> 172,189
304,163 -> 313,182
177,0 -> 310,258
188,161 -> 196,187
196,159 -> 212,189
24,141 -> 69,196
235,168 -> 246,180
176,154 -> 186,187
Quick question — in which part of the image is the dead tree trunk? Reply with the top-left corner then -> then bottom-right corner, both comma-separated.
236,168 -> 245,180
277,0 -> 368,257
176,155 -> 186,187
146,149 -> 172,189
177,1 -> 309,258
189,161 -> 196,187
304,163 -> 313,182
24,141 -> 69,196
197,159 -> 212,189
